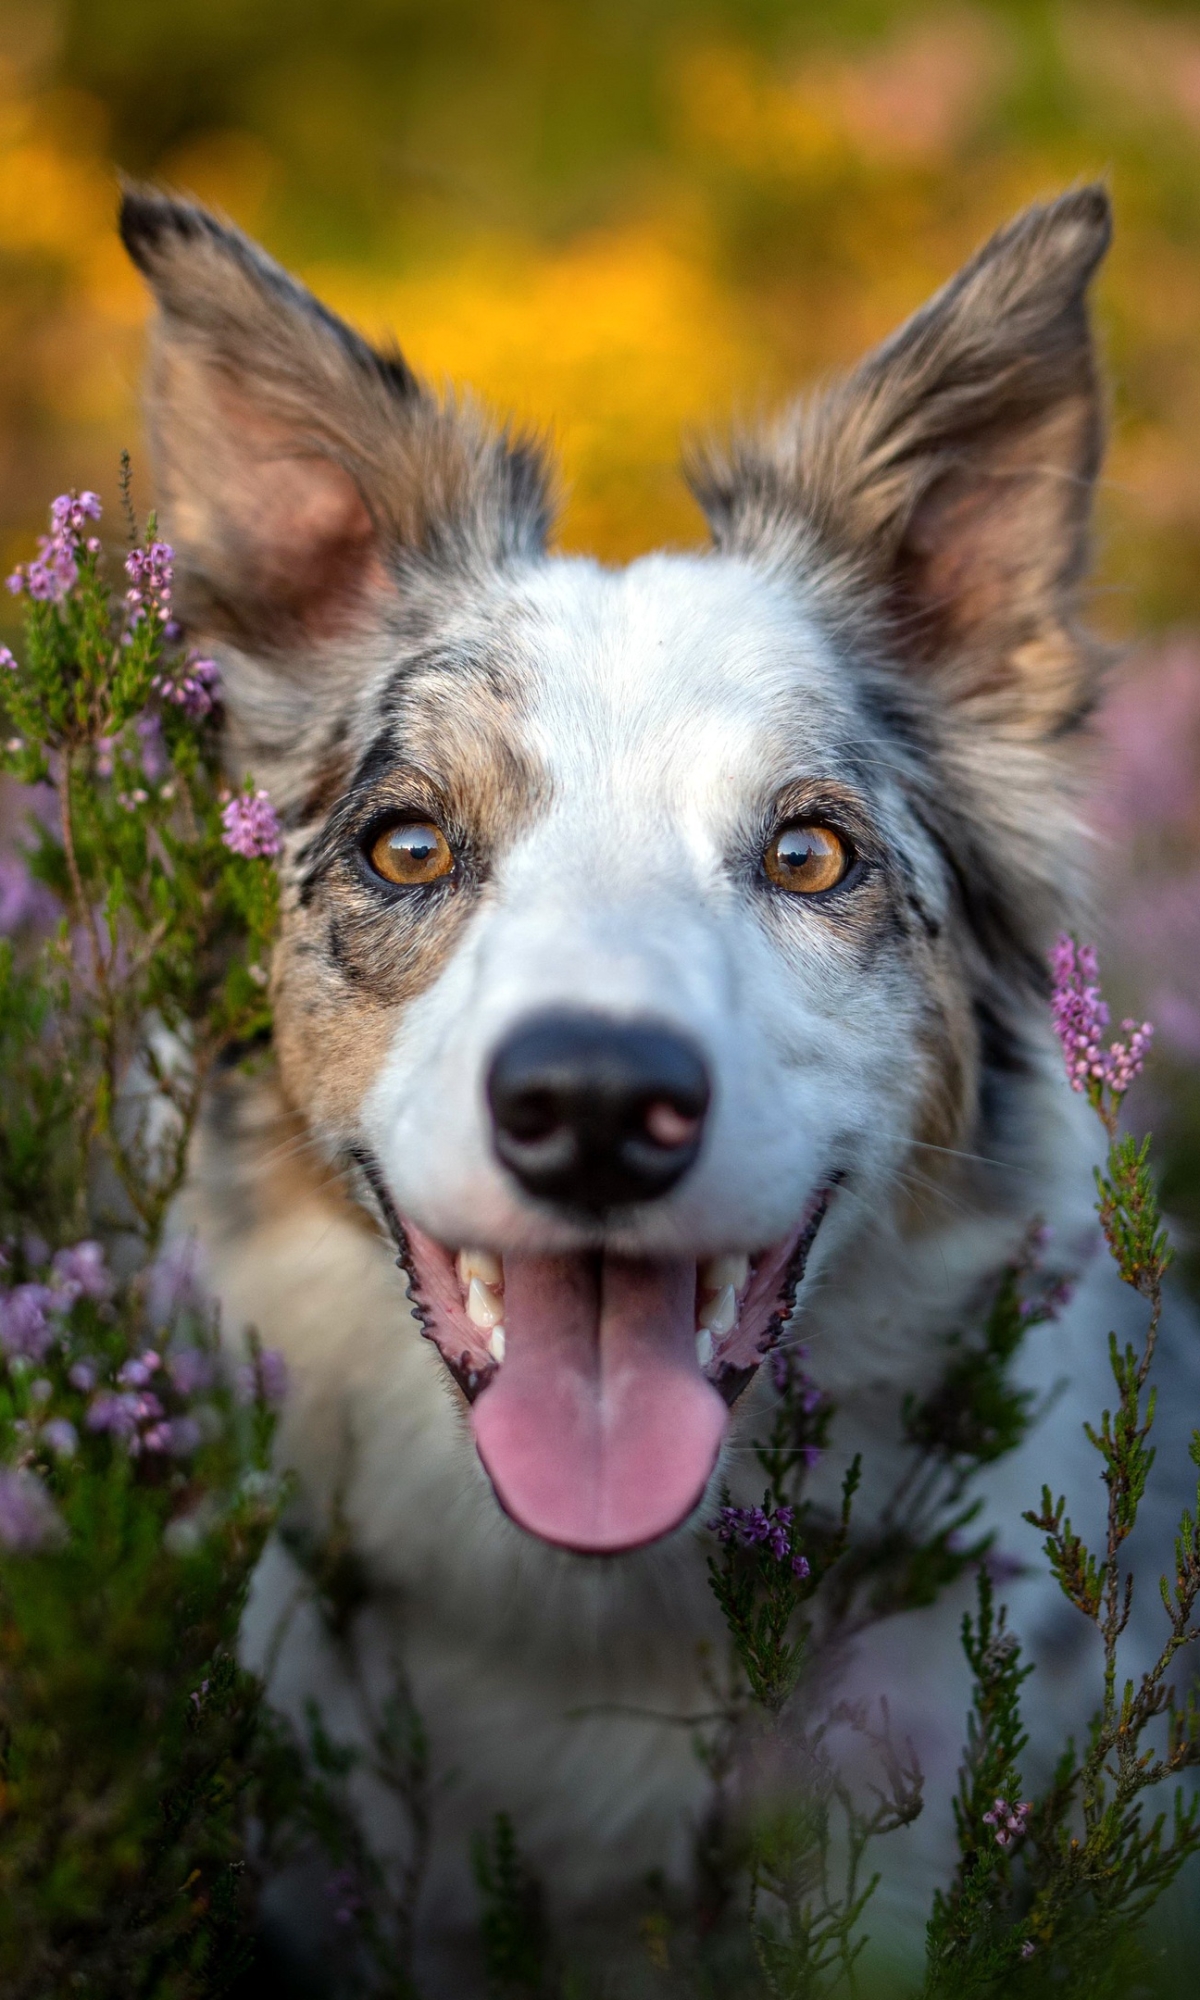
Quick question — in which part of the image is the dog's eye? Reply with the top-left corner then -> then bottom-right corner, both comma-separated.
764,823 -> 850,895
367,820 -> 454,887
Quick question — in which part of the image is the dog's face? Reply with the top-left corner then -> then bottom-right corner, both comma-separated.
122,184 -> 1109,1554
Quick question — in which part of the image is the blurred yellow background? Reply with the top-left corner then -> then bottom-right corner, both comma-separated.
3,0 -> 1200,1251
5,0 -> 1200,625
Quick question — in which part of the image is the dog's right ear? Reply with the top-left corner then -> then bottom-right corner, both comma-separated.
119,188 -> 550,662
691,186 -> 1112,740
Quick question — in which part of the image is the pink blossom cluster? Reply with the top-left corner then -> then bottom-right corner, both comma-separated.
234,1347 -> 288,1409
1049,934 -> 1153,1099
982,1796 -> 1031,1847
151,653 -> 220,718
0,644 -> 16,671
85,1348 -> 204,1457
0,1466 -> 64,1552
123,539 -> 174,627
0,1240 -> 113,1361
710,1501 -> 811,1578
6,491 -> 101,603
221,786 -> 282,858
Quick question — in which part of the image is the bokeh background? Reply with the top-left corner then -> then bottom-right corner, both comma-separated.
1,0 -> 1199,1267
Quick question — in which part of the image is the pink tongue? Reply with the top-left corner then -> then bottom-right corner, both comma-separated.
471,1253 -> 728,1553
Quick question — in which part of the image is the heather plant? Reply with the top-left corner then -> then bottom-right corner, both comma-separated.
2,475 -> 1198,2000
669,940 -> 1198,1999
0,477 -> 286,1997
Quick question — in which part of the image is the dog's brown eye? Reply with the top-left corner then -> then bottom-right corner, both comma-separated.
764,823 -> 850,895
368,821 -> 454,886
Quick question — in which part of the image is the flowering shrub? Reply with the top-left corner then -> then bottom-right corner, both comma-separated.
2,480 -> 1198,1999
0,479 -> 285,1996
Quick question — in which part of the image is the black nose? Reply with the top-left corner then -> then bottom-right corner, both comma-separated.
487,1011 -> 711,1210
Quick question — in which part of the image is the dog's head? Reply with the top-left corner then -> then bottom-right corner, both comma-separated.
122,184 -> 1110,1555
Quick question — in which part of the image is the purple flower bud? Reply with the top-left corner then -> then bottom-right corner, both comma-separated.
1049,935 -> 1153,1099
0,1467 -> 64,1551
51,1240 -> 112,1303
167,1347 -> 214,1396
7,492 -> 103,603
0,645 -> 16,671
124,540 -> 174,627
117,1349 -> 161,1388
0,856 -> 58,937
259,1349 -> 288,1407
144,1236 -> 210,1327
135,711 -> 169,784
220,787 -> 281,859
42,1417 -> 78,1458
68,1359 -> 97,1392
0,1284 -> 55,1360
86,1391 -> 140,1440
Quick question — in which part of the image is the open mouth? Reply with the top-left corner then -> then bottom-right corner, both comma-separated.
368,1180 -> 833,1555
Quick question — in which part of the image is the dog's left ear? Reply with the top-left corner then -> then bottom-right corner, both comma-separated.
119,185 -> 551,659
693,186 -> 1112,734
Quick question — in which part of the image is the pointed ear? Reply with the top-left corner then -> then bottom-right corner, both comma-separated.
691,186 -> 1112,735
119,187 -> 551,657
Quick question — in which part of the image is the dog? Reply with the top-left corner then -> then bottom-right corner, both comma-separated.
118,181 -> 1183,1989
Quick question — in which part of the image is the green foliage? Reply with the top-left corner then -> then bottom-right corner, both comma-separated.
0,480 -> 283,1996
472,1813 -> 553,2000
3,485 -> 1199,2000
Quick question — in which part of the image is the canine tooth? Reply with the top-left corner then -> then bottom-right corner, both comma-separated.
466,1277 -> 505,1329
699,1253 -> 749,1295
698,1283 -> 738,1336
488,1325 -> 506,1363
695,1328 -> 715,1368
457,1248 -> 502,1289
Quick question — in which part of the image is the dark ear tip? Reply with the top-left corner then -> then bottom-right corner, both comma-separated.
117,180 -> 214,272
1039,182 -> 1113,275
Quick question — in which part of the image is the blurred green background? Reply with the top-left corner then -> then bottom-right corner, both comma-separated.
2,0 -> 1199,1258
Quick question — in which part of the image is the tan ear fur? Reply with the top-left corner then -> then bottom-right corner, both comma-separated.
120,186 -> 551,654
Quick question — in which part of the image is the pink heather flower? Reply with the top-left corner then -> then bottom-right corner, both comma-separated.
0,1467 -> 64,1552
982,1797 -> 1031,1847
117,1349 -> 161,1388
42,1417 -> 78,1459
1049,935 -> 1153,1099
0,644 -> 16,670
0,1284 -> 55,1360
152,654 -> 221,719
167,1347 -> 214,1396
235,1347 -> 288,1409
142,1416 -> 202,1456
67,1358 -> 97,1393
0,855 -> 58,937
710,1502 -> 810,1577
50,1240 -> 112,1304
135,711 -> 169,783
144,1235 -> 210,1328
86,1389 -> 164,1448
7,491 -> 101,603
221,786 -> 281,859
123,540 -> 174,626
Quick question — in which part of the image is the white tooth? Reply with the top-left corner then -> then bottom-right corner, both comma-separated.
457,1248 -> 502,1289
488,1325 -> 506,1363
698,1283 -> 738,1336
695,1328 -> 715,1368
699,1253 -> 749,1295
466,1277 -> 505,1329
